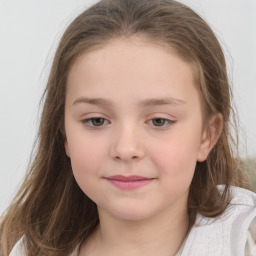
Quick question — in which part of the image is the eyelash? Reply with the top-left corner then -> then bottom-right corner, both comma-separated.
82,117 -> 175,129
82,117 -> 110,127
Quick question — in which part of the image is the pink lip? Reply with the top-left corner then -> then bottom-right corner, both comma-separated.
104,175 -> 155,190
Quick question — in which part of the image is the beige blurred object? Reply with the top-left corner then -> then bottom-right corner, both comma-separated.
246,158 -> 256,193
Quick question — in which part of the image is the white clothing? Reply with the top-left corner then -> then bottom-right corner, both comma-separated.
179,186 -> 256,256
9,186 -> 256,256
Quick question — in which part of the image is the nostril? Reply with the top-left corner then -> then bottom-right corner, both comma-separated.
113,152 -> 142,161
115,155 -> 138,160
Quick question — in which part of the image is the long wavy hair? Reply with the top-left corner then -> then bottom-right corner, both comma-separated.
0,0 -> 249,255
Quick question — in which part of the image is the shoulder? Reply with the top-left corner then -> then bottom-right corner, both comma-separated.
216,185 -> 256,221
226,185 -> 256,206
9,236 -> 26,256
227,186 -> 256,256
220,186 -> 256,232
181,186 -> 256,256
204,185 -> 256,222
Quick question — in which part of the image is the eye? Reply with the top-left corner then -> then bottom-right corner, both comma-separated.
149,118 -> 175,127
82,117 -> 109,127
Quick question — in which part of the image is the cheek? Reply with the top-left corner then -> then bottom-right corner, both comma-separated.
154,145 -> 197,180
149,130 -> 201,181
68,140 -> 105,202
66,135 -> 106,187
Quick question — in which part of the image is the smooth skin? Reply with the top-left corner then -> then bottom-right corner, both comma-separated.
64,36 -> 222,256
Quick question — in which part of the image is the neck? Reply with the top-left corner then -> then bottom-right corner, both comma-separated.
81,202 -> 189,256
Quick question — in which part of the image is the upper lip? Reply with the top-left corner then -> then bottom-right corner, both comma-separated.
105,175 -> 154,181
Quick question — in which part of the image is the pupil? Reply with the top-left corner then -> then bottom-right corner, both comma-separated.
153,118 -> 165,126
92,118 -> 104,126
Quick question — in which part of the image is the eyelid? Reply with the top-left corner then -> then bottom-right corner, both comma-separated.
147,113 -> 176,120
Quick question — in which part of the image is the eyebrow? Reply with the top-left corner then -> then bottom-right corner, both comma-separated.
72,96 -> 186,107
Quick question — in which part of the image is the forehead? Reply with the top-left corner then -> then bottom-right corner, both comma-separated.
66,36 -> 200,107
67,35 -> 195,78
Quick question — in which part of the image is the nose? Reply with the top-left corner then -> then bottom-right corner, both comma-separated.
110,125 -> 145,161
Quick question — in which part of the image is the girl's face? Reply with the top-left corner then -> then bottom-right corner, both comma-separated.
64,37 -> 212,221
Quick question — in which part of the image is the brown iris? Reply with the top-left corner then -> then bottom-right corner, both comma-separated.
91,118 -> 105,126
152,118 -> 166,126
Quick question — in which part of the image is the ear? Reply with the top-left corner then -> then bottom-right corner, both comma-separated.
197,113 -> 223,162
64,139 -> 70,158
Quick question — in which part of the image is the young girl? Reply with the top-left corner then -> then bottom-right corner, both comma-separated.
1,0 -> 255,255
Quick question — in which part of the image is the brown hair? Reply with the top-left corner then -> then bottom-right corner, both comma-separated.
0,0 -> 249,255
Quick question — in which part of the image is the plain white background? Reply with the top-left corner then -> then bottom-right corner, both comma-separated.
0,0 -> 255,215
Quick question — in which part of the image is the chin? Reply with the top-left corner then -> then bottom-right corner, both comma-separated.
101,203 -> 159,221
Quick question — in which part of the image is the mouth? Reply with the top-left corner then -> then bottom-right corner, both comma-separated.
104,175 -> 155,190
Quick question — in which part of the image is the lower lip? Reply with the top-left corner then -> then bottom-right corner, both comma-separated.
106,179 -> 154,190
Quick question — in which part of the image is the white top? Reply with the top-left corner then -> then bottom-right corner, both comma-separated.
179,186 -> 256,256
10,186 -> 256,256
